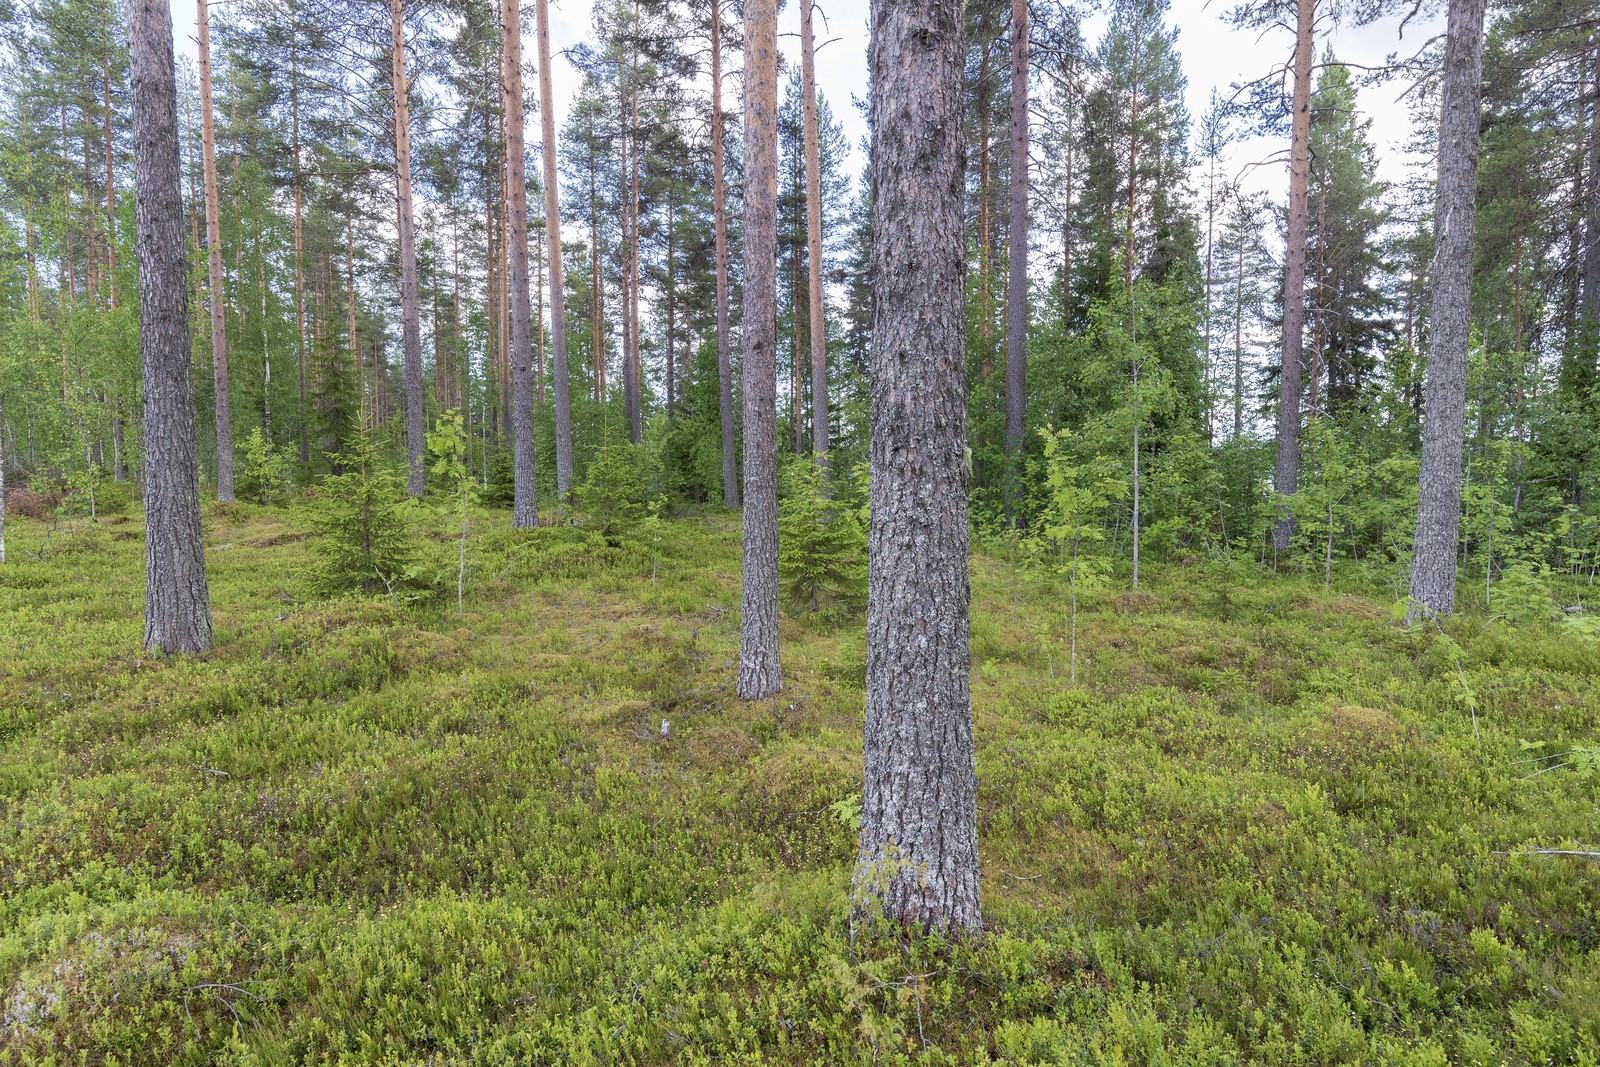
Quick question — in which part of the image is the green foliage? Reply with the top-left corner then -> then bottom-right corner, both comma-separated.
777,457 -> 866,616
1,505 -> 1599,1063
306,426 -> 417,597
577,440 -> 658,540
236,427 -> 289,505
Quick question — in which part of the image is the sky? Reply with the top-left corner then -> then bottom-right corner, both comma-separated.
170,0 -> 1446,221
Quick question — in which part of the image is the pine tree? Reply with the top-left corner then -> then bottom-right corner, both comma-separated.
129,0 -> 213,652
737,0 -> 782,700
1410,0 -> 1490,619
856,0 -> 981,935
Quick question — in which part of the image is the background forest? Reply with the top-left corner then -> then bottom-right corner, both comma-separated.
0,0 -> 1597,605
1,0 -> 1600,1061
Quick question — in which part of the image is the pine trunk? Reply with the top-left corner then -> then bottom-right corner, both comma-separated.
292,44 -> 309,467
1579,35 -> 1600,366
504,0 -> 539,526
197,0 -> 233,502
392,0 -> 426,496
131,0 -> 213,653
535,0 -> 574,504
712,0 -> 739,508
1408,0 -> 1488,619
855,0 -> 981,935
1272,0 -> 1314,553
801,0 -> 829,464
1004,0 -> 1028,502
737,0 -> 781,700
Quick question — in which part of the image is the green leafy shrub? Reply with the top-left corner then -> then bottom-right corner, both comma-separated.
778,456 -> 866,615
236,427 -> 289,504
306,427 -> 417,596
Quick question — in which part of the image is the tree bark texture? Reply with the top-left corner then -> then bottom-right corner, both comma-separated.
391,0 -> 426,496
801,0 -> 829,463
1579,36 -> 1600,361
131,0 -> 214,653
712,0 -> 739,509
1272,0 -> 1314,553
1409,0 -> 1488,619
504,0 -> 539,526
536,0 -> 574,505
737,0 -> 781,700
854,0 -> 981,935
197,0 -> 233,502
1004,0 -> 1028,493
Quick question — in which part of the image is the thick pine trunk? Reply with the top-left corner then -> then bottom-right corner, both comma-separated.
391,0 -> 426,496
855,0 -> 980,935
1272,0 -> 1314,553
535,0 -> 574,505
197,0 -> 233,502
131,0 -> 213,653
712,0 -> 739,508
737,0 -> 781,700
801,0 -> 829,464
504,0 -> 539,526
1408,0 -> 1488,619
1004,0 -> 1028,502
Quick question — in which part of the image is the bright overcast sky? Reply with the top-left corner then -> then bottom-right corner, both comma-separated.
172,0 -> 1445,210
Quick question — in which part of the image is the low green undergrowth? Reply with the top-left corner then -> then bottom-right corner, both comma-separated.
0,504 -> 1597,1065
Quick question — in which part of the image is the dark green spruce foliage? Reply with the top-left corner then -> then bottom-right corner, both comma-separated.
577,440 -> 655,539
307,428 -> 415,595
777,457 -> 866,614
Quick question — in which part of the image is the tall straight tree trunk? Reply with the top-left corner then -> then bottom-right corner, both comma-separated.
535,223 -> 545,403
197,0 -> 233,502
1408,0 -> 1488,619
535,0 -> 574,504
1234,238 -> 1245,438
627,77 -> 646,441
665,196 -> 676,414
737,0 -> 781,700
102,33 -> 118,309
503,0 -> 539,526
1272,0 -> 1314,553
292,40 -> 309,467
856,0 -> 980,935
1004,0 -> 1028,507
347,214 -> 360,422
130,0 -> 213,653
1580,35 -> 1600,366
801,0 -> 829,464
391,0 -> 426,496
624,79 -> 643,443
711,0 -> 738,508
500,124 -> 512,424
487,155 -> 500,436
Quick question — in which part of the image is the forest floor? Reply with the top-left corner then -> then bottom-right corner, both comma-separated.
1,503 -> 1597,1065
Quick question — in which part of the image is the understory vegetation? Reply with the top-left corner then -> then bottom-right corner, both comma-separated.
1,498 -> 1597,1065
